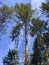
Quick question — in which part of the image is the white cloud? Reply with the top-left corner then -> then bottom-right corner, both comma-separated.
31,0 -> 45,9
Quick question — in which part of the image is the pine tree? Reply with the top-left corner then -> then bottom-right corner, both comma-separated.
41,1 -> 49,64
11,3 -> 34,65
30,18 -> 48,65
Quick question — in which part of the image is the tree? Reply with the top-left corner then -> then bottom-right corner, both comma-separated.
11,3 -> 34,65
41,1 -> 49,64
30,32 -> 49,65
11,3 -> 49,65
0,4 -> 13,35
30,17 -> 48,65
41,32 -> 49,65
3,49 -> 19,65
30,36 -> 42,65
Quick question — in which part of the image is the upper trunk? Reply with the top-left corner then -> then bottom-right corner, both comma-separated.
14,36 -> 19,65
24,23 -> 28,65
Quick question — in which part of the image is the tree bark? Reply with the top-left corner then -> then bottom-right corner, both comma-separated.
24,23 -> 28,65
14,36 -> 19,65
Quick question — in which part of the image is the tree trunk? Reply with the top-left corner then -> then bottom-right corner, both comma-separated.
24,23 -> 28,65
14,36 -> 19,65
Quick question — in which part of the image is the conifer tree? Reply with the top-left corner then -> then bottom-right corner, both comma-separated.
11,3 -> 34,65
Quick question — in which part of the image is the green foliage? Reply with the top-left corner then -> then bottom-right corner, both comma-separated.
11,3 -> 34,41
14,3 -> 34,22
30,18 -> 47,36
11,22 -> 23,41
0,5 -> 13,24
3,49 -> 19,65
11,3 -> 34,65
1,2 -> 49,65
42,32 -> 49,64
43,32 -> 49,47
30,32 -> 49,65
11,3 -> 49,65
0,5 -> 14,34
41,2 -> 49,64
30,37 -> 42,65
41,0 -> 49,17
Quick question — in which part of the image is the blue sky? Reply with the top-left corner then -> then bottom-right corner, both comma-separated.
1,0 -> 31,6
0,0 -> 45,65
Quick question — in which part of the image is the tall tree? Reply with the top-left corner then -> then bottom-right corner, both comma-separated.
41,1 -> 49,64
30,18 -> 48,65
11,3 -> 34,65
11,3 -> 48,65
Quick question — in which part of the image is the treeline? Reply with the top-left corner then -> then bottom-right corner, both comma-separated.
0,0 -> 49,65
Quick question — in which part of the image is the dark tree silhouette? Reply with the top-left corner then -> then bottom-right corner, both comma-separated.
3,49 -> 19,65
